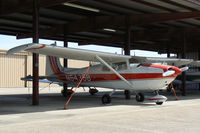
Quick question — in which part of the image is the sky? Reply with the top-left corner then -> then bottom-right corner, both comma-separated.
0,34 -> 168,57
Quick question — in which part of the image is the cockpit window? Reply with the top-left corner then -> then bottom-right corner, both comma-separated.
130,63 -> 140,68
112,62 -> 127,70
102,66 -> 110,71
102,63 -> 127,71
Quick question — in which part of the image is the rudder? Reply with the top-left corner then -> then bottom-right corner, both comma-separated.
46,56 -> 64,76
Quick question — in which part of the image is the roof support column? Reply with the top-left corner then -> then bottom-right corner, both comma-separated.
198,51 -> 200,91
124,24 -> 131,100
63,30 -> 68,95
167,46 -> 170,58
32,0 -> 40,105
181,32 -> 187,96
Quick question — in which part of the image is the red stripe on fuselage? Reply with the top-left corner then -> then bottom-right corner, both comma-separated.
54,73 -> 176,82
89,73 -> 168,81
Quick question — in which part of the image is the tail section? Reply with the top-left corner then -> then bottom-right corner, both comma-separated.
46,56 -> 64,76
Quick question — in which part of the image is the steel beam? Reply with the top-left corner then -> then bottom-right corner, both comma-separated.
124,25 -> 131,100
32,0 -> 40,105
0,0 -> 75,16
198,51 -> 200,91
24,55 -> 28,87
181,32 -> 187,96
63,30 -> 68,92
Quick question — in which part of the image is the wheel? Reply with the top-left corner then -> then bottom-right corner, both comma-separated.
101,94 -> 111,104
156,102 -> 163,105
61,89 -> 73,97
136,93 -> 145,102
124,90 -> 131,99
89,88 -> 98,95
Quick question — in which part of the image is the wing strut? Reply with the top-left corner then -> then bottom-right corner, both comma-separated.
96,55 -> 137,95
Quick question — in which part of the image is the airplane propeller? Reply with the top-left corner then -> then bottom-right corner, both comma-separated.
162,70 -> 175,77
180,66 -> 189,72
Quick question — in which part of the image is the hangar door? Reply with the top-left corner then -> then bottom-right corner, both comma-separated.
0,53 -> 25,87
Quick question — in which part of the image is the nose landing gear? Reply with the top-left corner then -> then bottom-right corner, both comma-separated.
148,91 -> 167,105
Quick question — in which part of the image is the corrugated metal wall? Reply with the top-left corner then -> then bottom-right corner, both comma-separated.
0,52 -> 25,87
0,50 -> 89,87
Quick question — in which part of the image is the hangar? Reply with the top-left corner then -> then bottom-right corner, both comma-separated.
1,0 -> 200,105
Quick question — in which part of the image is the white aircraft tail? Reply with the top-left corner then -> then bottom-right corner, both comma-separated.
46,56 -> 64,76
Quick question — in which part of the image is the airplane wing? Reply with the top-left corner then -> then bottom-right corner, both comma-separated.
190,61 -> 200,67
130,56 -> 194,66
7,43 -> 199,66
7,43 -> 131,63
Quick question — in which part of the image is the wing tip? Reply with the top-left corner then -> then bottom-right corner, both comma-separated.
6,43 -> 43,55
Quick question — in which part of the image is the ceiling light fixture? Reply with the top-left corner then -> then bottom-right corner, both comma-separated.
63,3 -> 100,12
103,28 -> 116,32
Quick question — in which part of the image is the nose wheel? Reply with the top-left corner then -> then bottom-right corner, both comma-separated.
156,102 -> 163,105
148,91 -> 167,105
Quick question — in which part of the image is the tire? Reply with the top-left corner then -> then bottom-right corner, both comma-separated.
156,102 -> 163,105
136,93 -> 145,102
61,89 -> 73,97
101,94 -> 111,104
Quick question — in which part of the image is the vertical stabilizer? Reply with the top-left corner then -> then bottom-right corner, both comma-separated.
46,56 -> 64,76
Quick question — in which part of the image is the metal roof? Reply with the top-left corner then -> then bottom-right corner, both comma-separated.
1,0 -> 200,53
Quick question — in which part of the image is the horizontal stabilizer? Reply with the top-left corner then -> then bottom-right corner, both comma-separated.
21,75 -> 62,85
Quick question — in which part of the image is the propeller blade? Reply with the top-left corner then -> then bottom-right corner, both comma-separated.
180,66 -> 189,72
162,70 -> 175,77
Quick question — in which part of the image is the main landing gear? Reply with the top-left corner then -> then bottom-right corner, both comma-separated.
136,93 -> 145,102
101,90 -> 116,104
61,88 -> 74,97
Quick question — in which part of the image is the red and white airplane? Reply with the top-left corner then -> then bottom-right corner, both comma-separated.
7,43 -> 194,105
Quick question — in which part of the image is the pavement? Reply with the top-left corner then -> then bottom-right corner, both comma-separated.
0,87 -> 200,133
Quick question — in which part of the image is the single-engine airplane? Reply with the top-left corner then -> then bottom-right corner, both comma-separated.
7,43 -> 196,105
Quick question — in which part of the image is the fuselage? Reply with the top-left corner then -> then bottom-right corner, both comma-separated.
48,60 -> 182,91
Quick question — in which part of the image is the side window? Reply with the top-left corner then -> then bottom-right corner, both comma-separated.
102,66 -> 110,71
130,63 -> 140,68
118,64 -> 127,70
